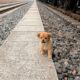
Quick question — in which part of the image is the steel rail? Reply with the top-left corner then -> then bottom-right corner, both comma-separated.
0,2 -> 27,14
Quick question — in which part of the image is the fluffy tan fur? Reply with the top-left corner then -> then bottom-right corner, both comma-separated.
37,32 -> 53,59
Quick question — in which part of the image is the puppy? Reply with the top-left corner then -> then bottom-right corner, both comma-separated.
37,32 -> 53,59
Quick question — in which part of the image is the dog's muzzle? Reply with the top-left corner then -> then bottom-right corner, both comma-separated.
42,40 -> 46,43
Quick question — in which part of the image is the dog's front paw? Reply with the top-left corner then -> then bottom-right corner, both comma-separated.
40,49 -> 45,55
48,55 -> 52,59
40,51 -> 44,55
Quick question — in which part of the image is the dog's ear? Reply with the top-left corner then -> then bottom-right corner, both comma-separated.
48,33 -> 52,38
37,33 -> 41,38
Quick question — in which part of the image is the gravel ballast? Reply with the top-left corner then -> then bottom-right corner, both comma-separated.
0,1 -> 33,45
37,1 -> 80,80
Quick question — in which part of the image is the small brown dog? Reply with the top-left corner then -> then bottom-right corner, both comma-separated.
37,32 -> 53,59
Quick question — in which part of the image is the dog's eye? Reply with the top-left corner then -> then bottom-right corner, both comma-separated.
45,38 -> 47,39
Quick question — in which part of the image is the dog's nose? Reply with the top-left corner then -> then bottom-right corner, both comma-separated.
42,40 -> 45,43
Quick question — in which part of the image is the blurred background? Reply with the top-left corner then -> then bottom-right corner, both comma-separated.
0,0 -> 17,3
0,0 -> 33,4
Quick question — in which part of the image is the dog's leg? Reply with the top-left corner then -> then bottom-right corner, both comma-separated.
48,49 -> 52,59
40,44 -> 45,55
40,48 -> 45,55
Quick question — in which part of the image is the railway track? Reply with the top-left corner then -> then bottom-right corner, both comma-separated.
0,2 -> 28,14
0,2 -> 21,8
48,4 -> 80,22
39,1 -> 80,22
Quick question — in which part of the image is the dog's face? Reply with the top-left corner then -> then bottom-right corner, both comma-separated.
37,32 -> 51,43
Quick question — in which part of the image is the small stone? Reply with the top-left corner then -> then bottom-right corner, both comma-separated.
77,68 -> 80,76
54,62 -> 62,74
72,69 -> 77,76
64,77 -> 68,80
68,77 -> 74,80
63,74 -> 68,80
64,59 -> 69,67
74,76 -> 80,80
